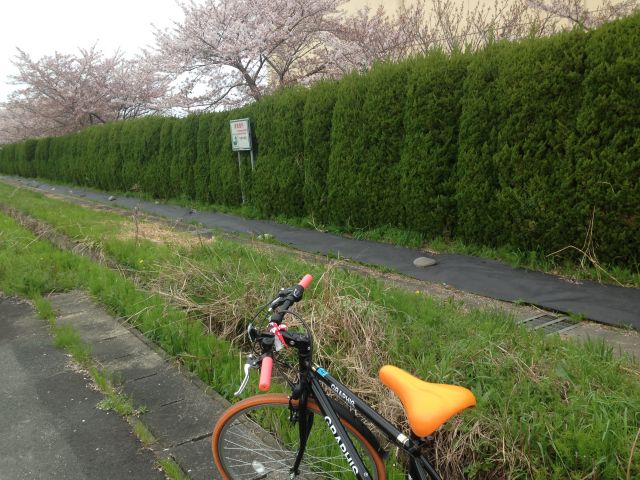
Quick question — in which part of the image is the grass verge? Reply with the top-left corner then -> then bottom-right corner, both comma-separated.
0,186 -> 639,479
5,177 -> 638,287
131,418 -> 157,448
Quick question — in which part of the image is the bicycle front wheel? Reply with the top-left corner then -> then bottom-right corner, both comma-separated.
212,393 -> 386,479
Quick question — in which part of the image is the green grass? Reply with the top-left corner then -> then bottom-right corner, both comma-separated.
124,184 -> 640,287
53,325 -> 93,366
96,394 -> 135,417
89,366 -> 146,417
32,294 -> 56,324
131,419 -> 157,448
0,185 -> 639,479
157,457 -> 190,480
6,178 -> 638,287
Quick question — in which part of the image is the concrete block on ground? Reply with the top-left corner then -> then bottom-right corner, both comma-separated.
54,307 -> 129,342
90,331 -> 152,364
103,349 -> 166,384
141,395 -> 221,447
48,291 -> 98,316
0,296 -> 163,480
46,290 -> 232,478
169,436 -> 221,480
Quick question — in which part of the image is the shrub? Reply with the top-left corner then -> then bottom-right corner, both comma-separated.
194,114 -> 212,203
209,111 -> 242,206
399,52 -> 468,237
251,88 -> 307,217
302,80 -> 338,222
574,13 -> 640,265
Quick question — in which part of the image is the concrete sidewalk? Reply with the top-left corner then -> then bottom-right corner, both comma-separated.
1,292 -> 229,479
48,291 -> 228,480
0,295 -> 164,480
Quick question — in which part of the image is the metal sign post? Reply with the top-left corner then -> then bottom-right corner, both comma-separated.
230,118 -> 253,204
236,151 -> 245,204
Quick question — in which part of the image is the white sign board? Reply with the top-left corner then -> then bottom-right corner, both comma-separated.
230,118 -> 252,151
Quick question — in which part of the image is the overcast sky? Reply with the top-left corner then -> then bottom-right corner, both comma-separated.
0,0 -> 183,102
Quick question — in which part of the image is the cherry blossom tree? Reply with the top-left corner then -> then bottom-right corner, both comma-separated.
0,46 -> 168,142
395,0 -> 561,54
153,0 -> 346,110
0,103 -> 32,144
3,0 -> 638,144
150,0 -> 640,110
323,3 -> 427,73
527,0 -> 639,30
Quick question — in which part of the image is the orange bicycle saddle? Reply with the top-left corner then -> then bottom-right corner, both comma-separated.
379,365 -> 476,437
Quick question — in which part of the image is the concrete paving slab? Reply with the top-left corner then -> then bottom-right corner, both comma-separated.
124,366 -> 192,408
49,291 -> 229,478
102,349 -> 166,384
564,322 -> 640,359
0,295 -> 163,480
90,330 -> 152,363
48,292 -> 98,316
141,394 -> 223,447
0,302 -> 50,342
53,306 -> 129,342
0,297 -> 35,320
170,436 -> 222,480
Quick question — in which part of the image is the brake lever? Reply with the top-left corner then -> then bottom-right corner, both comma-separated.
234,354 -> 260,397
269,297 -> 284,311
269,287 -> 295,311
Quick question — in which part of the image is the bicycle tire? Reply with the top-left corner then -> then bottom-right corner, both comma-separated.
212,393 -> 386,480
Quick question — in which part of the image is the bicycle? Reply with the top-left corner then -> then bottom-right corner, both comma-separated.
212,274 -> 476,480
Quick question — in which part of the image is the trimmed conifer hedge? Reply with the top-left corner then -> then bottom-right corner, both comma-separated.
575,16 -> 640,263
302,80 -> 338,221
1,14 -> 639,268
400,52 -> 468,237
458,31 -> 587,251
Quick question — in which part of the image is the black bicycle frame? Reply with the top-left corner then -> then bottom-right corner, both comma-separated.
260,299 -> 442,479
309,364 -> 442,480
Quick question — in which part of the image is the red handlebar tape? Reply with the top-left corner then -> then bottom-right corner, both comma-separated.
298,274 -> 313,289
258,356 -> 273,391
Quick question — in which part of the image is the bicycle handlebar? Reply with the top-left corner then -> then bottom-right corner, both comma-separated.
269,274 -> 314,324
258,274 -> 313,391
299,274 -> 313,289
258,355 -> 273,391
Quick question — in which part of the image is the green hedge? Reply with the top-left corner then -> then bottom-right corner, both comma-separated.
326,71 -> 370,226
327,63 -> 408,227
302,80 -> 338,221
458,31 -> 587,251
252,88 -> 307,217
194,114 -> 212,203
400,52 -> 468,237
575,16 -> 640,263
1,14 -> 639,268
209,111 -> 242,206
